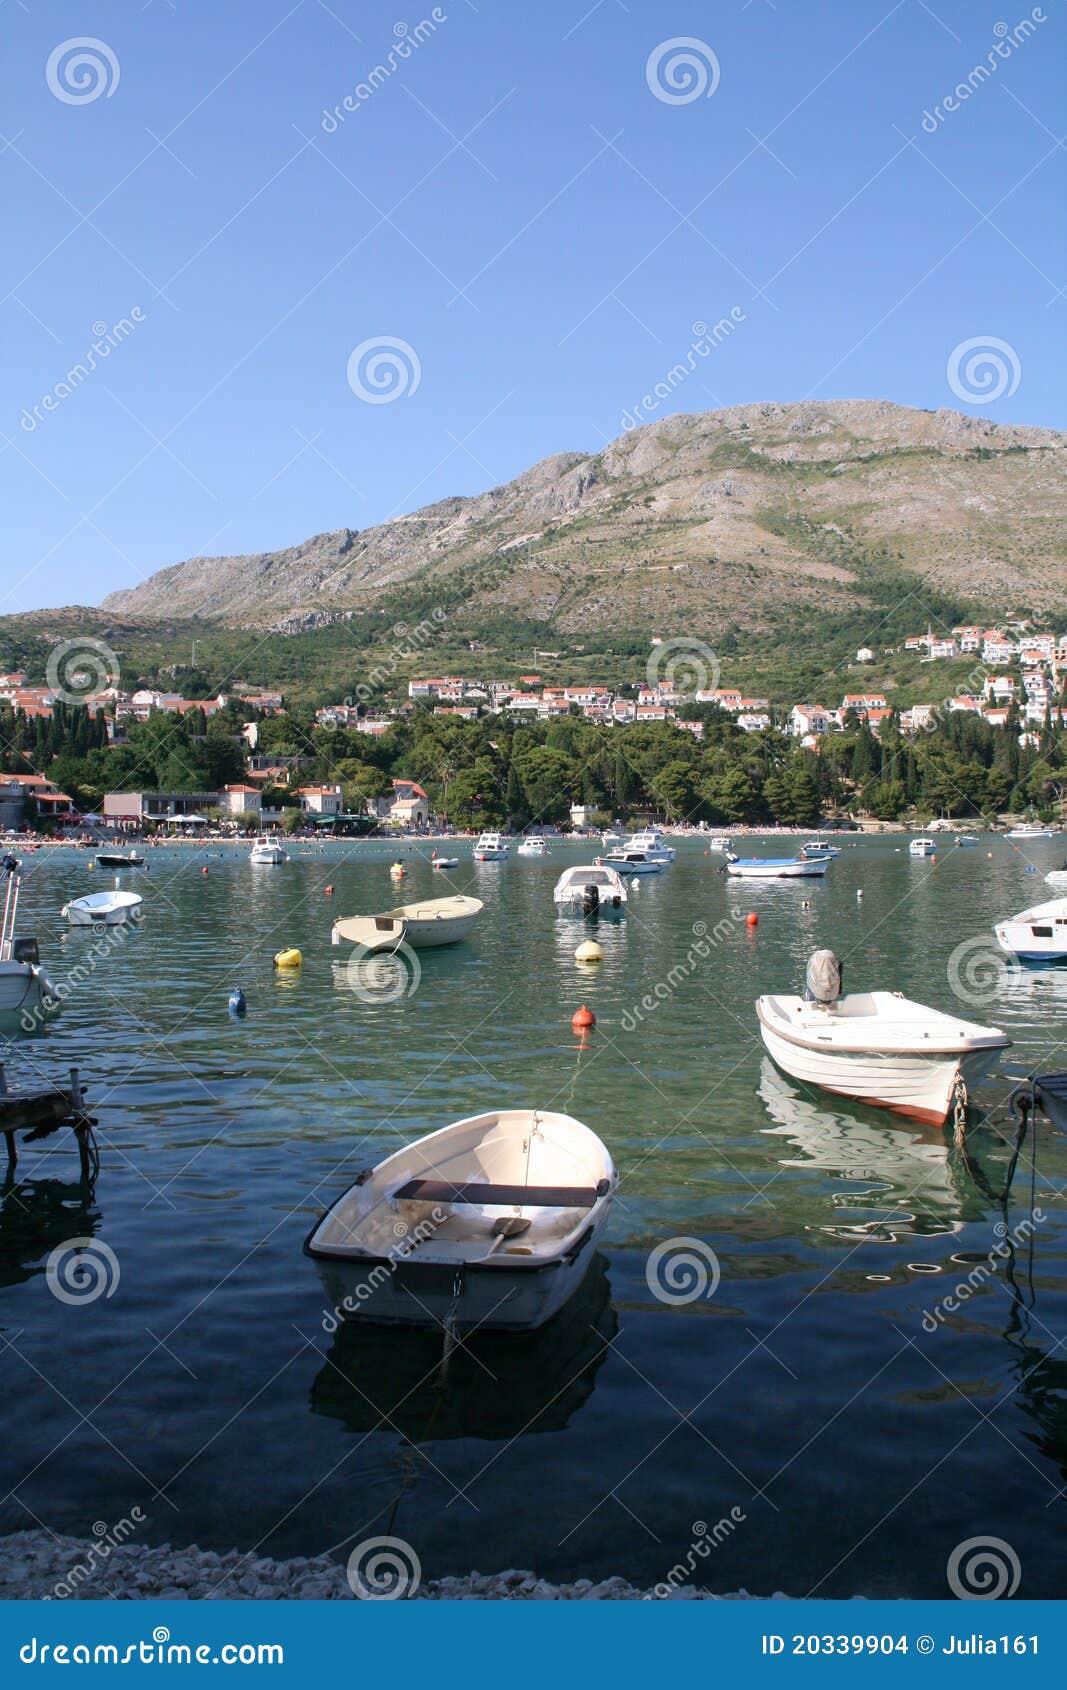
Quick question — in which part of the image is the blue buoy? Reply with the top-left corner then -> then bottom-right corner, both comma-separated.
228,988 -> 247,1016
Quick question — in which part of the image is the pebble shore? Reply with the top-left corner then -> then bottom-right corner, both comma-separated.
0,1532 -> 789,1601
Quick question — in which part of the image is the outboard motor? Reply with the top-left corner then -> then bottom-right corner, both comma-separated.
582,881 -> 601,917
804,948 -> 842,1009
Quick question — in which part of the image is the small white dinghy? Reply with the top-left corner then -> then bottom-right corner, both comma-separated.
430,854 -> 459,870
331,894 -> 483,952
756,951 -> 1009,1126
517,836 -> 549,856
305,1108 -> 616,1331
62,889 -> 143,927
553,863 -> 627,914
995,897 -> 1067,965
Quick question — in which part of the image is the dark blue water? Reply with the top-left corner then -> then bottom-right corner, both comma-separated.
0,835 -> 1064,1597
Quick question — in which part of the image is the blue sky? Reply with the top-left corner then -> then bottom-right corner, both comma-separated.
2,0 -> 1063,612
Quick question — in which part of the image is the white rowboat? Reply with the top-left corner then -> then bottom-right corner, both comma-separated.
305,1108 -> 616,1331
725,854 -> 829,879
331,894 -> 483,952
62,890 -> 143,926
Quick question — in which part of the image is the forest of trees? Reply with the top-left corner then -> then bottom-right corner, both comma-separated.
3,695 -> 1065,831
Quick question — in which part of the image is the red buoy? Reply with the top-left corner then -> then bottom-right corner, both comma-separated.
202,866 -> 209,875
746,911 -> 758,928
325,884 -> 334,896
572,1004 -> 596,1029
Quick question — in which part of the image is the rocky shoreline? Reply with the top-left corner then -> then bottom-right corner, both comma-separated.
0,1531 -> 790,1601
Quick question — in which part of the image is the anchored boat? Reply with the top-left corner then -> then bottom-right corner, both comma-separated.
756,950 -> 1009,1125
724,850 -> 829,879
909,837 -> 936,857
473,832 -> 509,862
995,896 -> 1067,965
62,889 -> 143,927
553,864 -> 627,915
95,851 -> 144,868
331,894 -> 483,952
517,836 -> 549,856
305,1107 -> 616,1331
0,873 -> 59,1030
598,849 -> 663,875
250,837 -> 288,864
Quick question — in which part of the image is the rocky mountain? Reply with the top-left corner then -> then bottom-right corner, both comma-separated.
100,401 -> 1067,632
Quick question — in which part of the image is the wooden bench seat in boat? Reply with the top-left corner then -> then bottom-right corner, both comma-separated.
393,1177 -> 609,1208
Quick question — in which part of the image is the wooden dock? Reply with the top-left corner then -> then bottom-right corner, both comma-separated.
0,1064 -> 98,1181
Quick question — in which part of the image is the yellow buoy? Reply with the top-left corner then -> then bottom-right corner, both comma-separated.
274,947 -> 302,969
575,940 -> 603,963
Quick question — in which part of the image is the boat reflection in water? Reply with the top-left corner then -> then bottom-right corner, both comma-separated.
756,1058 -> 986,1242
309,1254 -> 615,1443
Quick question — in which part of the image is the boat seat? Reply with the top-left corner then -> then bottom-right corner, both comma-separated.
374,917 -> 399,931
394,1177 -> 608,1208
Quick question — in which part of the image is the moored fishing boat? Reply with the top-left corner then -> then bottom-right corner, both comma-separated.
331,894 -> 483,952
517,836 -> 549,856
250,837 -> 287,865
1006,822 -> 1057,841
598,849 -> 663,875
909,837 -> 936,857
626,829 -> 674,862
995,896 -> 1067,965
756,951 -> 1009,1125
473,832 -> 508,862
305,1107 -> 616,1331
0,873 -> 60,1030
95,851 -> 144,868
802,839 -> 841,857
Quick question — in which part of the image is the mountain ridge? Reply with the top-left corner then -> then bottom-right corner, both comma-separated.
98,400 -> 1067,632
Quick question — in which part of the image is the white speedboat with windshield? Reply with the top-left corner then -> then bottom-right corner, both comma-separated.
305,1108 -> 616,1332
473,832 -> 509,862
803,839 -> 841,858
909,837 -> 936,857
709,835 -> 732,853
995,897 -> 1067,965
1006,822 -> 1057,841
517,836 -> 549,856
756,951 -> 1009,1126
553,864 -> 627,915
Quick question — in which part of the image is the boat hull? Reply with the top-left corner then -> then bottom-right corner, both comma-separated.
757,1017 -> 1001,1125
0,962 -> 60,1030
311,1233 -> 606,1333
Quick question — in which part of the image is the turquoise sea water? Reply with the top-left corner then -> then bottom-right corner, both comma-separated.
0,835 -> 1064,1598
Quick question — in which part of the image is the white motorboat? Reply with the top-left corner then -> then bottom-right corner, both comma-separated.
995,896 -> 1067,965
601,830 -> 625,849
95,851 -> 144,868
709,836 -> 732,852
1006,823 -> 1057,841
332,894 -> 483,952
473,832 -> 509,862
803,840 -> 841,857
250,837 -> 288,864
909,837 -> 936,857
598,849 -> 663,875
626,829 -> 674,862
1044,868 -> 1067,890
724,850 -> 829,879
430,855 -> 459,870
553,864 -> 627,914
0,873 -> 59,1031
954,834 -> 980,847
305,1108 -> 616,1332
517,836 -> 549,856
62,889 -> 143,926
756,951 -> 1009,1126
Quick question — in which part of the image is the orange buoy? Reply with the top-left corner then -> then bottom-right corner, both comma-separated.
202,866 -> 209,875
572,1004 -> 596,1029
325,884 -> 334,895
746,911 -> 758,927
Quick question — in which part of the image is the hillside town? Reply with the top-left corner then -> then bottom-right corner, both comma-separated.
1,619 -> 1066,834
